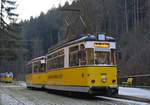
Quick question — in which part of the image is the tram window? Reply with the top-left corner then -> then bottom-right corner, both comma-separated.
34,62 -> 40,73
48,59 -> 54,70
55,57 -> 58,68
79,44 -> 86,65
58,56 -> 64,68
48,55 -> 52,59
47,49 -> 64,70
69,46 -> 79,52
58,50 -> 64,55
48,60 -> 51,70
33,62 -> 41,73
95,51 -> 110,64
69,53 -> 79,66
34,65 -> 38,73
53,58 -> 57,69
52,59 -> 56,69
26,64 -> 32,74
86,48 -> 94,65
52,53 -> 57,58
39,64 -> 46,72
111,49 -> 117,65
69,46 -> 79,67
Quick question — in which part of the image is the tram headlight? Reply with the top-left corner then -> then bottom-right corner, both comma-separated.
101,75 -> 107,83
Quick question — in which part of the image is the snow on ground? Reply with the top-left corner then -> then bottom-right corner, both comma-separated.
17,81 -> 27,88
98,96 -> 150,105
119,87 -> 150,100
17,82 -> 150,100
0,94 -> 34,105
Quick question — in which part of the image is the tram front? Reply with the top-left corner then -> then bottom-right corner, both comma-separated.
83,34 -> 118,95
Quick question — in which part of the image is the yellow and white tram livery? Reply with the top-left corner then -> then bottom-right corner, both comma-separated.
0,72 -> 13,83
26,56 -> 47,88
26,34 -> 118,95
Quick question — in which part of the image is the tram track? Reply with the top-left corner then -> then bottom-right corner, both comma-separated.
26,88 -> 150,105
1,93 -> 26,105
0,89 -> 27,105
97,96 -> 150,105
0,83 -> 149,105
0,85 -> 35,105
3,88 -> 45,105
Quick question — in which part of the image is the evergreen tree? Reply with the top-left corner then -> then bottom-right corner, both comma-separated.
0,0 -> 21,74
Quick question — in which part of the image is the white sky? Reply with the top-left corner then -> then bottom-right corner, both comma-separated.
16,0 -> 73,21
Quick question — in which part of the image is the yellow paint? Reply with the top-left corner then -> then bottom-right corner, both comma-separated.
0,77 -> 13,82
26,66 -> 117,87
46,66 -> 117,87
26,73 -> 47,85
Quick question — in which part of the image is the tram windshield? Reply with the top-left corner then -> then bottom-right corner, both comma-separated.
94,50 -> 116,65
95,51 -> 110,65
86,48 -> 116,65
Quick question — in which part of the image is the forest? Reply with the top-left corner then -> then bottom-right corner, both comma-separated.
0,0 -> 22,78
1,0 -> 150,81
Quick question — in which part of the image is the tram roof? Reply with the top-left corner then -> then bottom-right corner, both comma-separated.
48,34 -> 115,54
26,56 -> 46,65
32,56 -> 46,61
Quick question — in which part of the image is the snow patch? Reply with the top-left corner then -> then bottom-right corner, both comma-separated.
17,81 -> 27,88
98,96 -> 149,105
119,87 -> 150,100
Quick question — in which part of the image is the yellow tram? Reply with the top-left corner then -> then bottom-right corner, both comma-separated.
0,72 -> 13,83
26,34 -> 118,95
26,56 -> 47,88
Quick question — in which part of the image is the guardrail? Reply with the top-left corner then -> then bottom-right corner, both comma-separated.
118,74 -> 150,88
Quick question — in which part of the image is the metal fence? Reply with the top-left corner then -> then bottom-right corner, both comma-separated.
118,74 -> 150,88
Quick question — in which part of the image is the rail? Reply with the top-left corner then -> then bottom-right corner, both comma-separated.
118,74 -> 150,88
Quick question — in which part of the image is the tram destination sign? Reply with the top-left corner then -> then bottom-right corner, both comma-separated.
94,43 -> 109,48
98,34 -> 106,40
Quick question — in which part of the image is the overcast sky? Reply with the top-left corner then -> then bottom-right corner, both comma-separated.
16,0 -> 73,21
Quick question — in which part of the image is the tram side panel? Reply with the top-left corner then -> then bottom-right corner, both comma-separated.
45,66 -> 118,94
45,67 -> 88,92
26,73 -> 47,88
